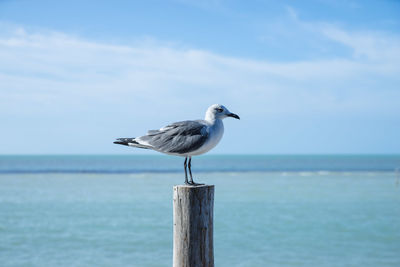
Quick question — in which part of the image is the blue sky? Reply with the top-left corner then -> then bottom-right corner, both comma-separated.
0,0 -> 399,154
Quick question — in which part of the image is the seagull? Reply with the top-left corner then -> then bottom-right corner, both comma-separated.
113,104 -> 240,185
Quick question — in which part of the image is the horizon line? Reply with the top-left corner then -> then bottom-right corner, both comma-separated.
1,153 -> 399,157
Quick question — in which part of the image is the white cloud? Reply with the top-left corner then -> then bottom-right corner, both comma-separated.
0,22 -> 399,123
320,26 -> 400,62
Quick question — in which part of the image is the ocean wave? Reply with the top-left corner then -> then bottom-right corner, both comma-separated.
0,169 -> 396,175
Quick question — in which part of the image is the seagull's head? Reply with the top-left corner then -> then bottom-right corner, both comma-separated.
205,104 -> 240,121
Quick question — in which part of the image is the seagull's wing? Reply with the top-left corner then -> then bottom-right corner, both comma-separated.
139,120 -> 209,154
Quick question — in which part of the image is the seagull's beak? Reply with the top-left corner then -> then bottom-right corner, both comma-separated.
227,113 -> 240,120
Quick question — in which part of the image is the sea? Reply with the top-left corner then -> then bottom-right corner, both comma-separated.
0,155 -> 399,267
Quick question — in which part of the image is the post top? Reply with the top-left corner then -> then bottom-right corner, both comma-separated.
174,184 -> 214,189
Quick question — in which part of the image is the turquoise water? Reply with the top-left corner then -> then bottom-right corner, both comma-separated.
0,156 -> 400,266
1,155 -> 400,173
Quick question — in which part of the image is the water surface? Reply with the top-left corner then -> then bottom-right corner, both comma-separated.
0,155 -> 399,266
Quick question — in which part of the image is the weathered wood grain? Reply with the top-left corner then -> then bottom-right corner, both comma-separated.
173,185 -> 214,267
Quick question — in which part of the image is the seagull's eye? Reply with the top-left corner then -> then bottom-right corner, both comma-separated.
216,108 -> 223,113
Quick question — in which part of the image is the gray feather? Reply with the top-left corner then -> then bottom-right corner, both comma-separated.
114,138 -> 150,149
140,120 -> 208,154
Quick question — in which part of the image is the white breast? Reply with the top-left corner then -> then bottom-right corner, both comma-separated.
188,119 -> 224,156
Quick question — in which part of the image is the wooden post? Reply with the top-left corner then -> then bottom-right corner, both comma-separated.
173,185 -> 214,267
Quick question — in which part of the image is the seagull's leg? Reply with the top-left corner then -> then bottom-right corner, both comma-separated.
188,157 -> 204,185
184,157 -> 190,185
188,157 -> 194,184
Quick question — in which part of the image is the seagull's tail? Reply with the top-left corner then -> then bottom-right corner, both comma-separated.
113,138 -> 151,149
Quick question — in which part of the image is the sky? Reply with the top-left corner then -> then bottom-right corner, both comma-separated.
0,0 -> 399,155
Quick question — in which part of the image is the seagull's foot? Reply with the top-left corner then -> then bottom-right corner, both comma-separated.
184,180 -> 204,186
189,181 -> 204,186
